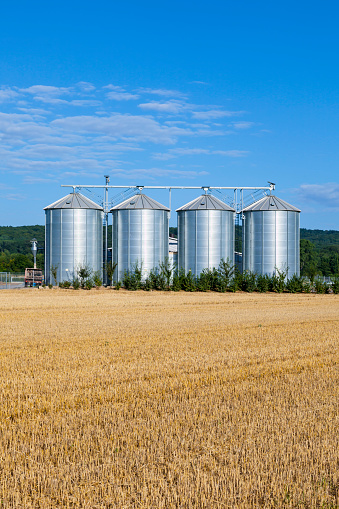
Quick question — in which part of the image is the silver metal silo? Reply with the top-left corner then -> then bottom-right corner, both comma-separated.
242,195 -> 300,277
111,194 -> 169,281
44,192 -> 103,285
176,194 -> 235,276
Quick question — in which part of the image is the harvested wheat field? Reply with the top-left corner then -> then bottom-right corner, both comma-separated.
0,289 -> 338,508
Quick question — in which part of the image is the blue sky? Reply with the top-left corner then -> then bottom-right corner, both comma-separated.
0,0 -> 338,228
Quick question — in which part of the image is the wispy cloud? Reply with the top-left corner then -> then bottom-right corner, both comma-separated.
110,167 -> 209,180
136,87 -> 187,98
297,183 -> 339,209
51,114 -> 193,144
138,100 -> 185,114
16,107 -> 51,115
20,85 -> 72,97
104,84 -> 139,101
192,110 -> 245,120
69,99 -> 102,107
0,87 -> 19,102
230,121 -> 255,130
76,81 -> 96,93
152,147 -> 248,160
107,91 -> 140,101
0,81 -> 256,191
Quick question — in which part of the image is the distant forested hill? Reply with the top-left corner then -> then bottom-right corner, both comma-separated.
0,225 -> 45,254
1,224 -> 339,276
0,225 -> 45,272
300,228 -> 339,247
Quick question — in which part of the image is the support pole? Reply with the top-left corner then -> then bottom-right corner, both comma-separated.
104,175 -> 109,286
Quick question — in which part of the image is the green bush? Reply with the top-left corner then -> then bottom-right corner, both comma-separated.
72,278 -> 80,290
286,274 -> 304,293
241,271 -> 257,293
196,268 -> 218,292
50,264 -> 58,286
115,281 -> 122,290
171,271 -> 181,291
314,279 -> 329,294
269,269 -> 286,293
181,269 -> 196,292
228,269 -> 241,292
63,280 -> 71,289
85,279 -> 94,290
122,262 -> 143,290
77,265 -> 92,288
93,271 -> 103,287
104,262 -> 117,286
144,268 -> 166,291
217,258 -> 235,291
159,257 -> 173,290
256,274 -> 270,293
332,277 -> 339,294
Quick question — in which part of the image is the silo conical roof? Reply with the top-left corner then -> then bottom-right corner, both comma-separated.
44,192 -> 103,210
242,195 -> 300,212
110,193 -> 170,211
176,194 -> 235,212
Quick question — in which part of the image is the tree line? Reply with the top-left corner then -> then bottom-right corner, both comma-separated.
1,225 -> 339,277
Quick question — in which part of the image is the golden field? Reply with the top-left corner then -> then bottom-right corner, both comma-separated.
0,289 -> 338,508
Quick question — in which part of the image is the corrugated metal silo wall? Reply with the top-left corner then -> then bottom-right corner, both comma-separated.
242,210 -> 300,276
112,209 -> 169,281
45,208 -> 103,284
177,210 -> 235,276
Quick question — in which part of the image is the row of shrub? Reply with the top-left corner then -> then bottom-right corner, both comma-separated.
52,259 -> 339,294
55,267 -> 103,290
119,259 -> 339,294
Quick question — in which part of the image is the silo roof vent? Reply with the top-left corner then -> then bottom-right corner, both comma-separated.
110,193 -> 170,211
176,194 -> 235,212
242,195 -> 300,212
44,192 -> 103,210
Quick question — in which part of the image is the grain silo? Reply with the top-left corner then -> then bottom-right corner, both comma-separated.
44,192 -> 103,285
111,193 -> 169,281
176,194 -> 235,276
242,194 -> 300,277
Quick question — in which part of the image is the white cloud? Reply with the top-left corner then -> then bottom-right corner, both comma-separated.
107,91 -> 139,101
213,150 -> 248,157
69,99 -> 102,107
138,101 -> 185,114
230,122 -> 255,130
0,87 -> 19,102
3,193 -> 26,201
16,107 -> 51,115
110,167 -> 209,180
104,84 -> 139,101
136,87 -> 187,98
152,153 -> 176,161
103,84 -> 124,91
0,81 -> 255,194
23,176 -> 60,184
76,81 -> 96,93
51,114 -> 192,144
192,110 -> 245,120
153,147 -> 248,159
297,183 -> 339,209
171,148 -> 210,155
33,96 -> 70,105
20,85 -> 71,96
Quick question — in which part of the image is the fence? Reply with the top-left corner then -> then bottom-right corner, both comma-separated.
0,272 -> 25,290
0,272 -> 10,289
